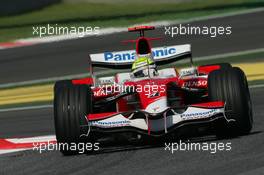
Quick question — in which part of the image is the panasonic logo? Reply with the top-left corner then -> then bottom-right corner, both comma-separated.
104,47 -> 176,61
90,120 -> 130,128
181,109 -> 217,120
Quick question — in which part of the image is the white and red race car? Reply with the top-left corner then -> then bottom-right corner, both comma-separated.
54,26 -> 253,155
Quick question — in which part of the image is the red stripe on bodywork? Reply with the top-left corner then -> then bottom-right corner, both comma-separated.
72,78 -> 93,85
191,101 -> 224,108
197,65 -> 220,75
87,112 -> 119,120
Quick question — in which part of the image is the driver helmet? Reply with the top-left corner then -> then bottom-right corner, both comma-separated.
131,53 -> 157,78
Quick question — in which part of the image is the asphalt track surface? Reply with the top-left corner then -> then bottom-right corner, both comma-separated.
0,11 -> 264,175
0,10 -> 263,84
0,87 -> 262,175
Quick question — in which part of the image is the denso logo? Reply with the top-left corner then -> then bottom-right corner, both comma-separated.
104,47 -> 176,61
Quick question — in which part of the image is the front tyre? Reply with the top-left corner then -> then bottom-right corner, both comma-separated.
208,67 -> 253,136
54,81 -> 93,155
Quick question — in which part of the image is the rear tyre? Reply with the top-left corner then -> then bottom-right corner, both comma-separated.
208,67 -> 253,137
54,81 -> 93,155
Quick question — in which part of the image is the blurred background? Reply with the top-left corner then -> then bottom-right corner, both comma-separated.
0,0 -> 263,110
0,0 -> 263,108
0,0 -> 263,41
0,1 -> 264,174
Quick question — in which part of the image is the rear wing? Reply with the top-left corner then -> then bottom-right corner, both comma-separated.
89,44 -> 192,71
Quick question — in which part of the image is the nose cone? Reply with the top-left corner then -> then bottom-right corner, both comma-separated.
134,79 -> 167,113
144,97 -> 168,114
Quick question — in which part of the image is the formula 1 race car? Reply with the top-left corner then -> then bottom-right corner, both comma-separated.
54,26 -> 253,155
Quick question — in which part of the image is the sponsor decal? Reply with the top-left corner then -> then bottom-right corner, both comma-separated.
104,47 -> 176,61
183,80 -> 207,88
181,109 -> 217,120
180,67 -> 197,77
148,91 -> 160,98
98,77 -> 115,85
90,120 -> 130,128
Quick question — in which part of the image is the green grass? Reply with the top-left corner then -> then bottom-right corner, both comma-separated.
0,0 -> 263,42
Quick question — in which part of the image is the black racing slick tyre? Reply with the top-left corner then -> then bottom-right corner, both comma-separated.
54,81 -> 93,155
208,67 -> 253,136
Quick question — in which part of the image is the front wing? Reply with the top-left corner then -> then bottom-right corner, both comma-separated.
86,102 -> 229,136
